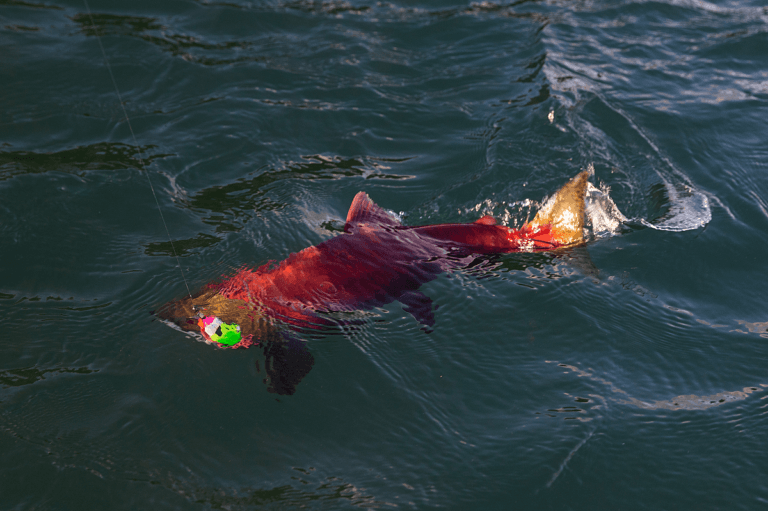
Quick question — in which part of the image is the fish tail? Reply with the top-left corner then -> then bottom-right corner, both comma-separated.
527,171 -> 590,246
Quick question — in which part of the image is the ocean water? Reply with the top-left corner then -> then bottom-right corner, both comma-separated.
2,0 -> 768,509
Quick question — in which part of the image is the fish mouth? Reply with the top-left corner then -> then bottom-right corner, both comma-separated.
156,287 -> 274,342
155,289 -> 213,332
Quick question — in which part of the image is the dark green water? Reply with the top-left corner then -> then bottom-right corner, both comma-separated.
2,0 -> 768,508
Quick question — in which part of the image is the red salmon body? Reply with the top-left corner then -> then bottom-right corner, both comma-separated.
215,192 -> 564,327
159,171 -> 589,339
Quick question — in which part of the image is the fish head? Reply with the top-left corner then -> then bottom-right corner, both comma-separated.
156,287 -> 275,340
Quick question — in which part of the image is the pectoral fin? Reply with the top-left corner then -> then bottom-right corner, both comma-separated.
397,290 -> 436,331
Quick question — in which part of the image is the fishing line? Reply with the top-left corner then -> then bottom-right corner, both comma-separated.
82,0 -> 192,298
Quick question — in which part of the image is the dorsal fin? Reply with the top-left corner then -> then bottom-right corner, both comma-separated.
345,192 -> 401,232
474,215 -> 497,226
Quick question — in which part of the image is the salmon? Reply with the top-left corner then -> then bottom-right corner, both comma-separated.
158,171 -> 590,346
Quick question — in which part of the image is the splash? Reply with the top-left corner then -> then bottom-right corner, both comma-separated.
585,181 -> 628,238
581,164 -> 711,237
638,182 -> 712,232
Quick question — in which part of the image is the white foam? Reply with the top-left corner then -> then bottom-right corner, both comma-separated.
640,184 -> 712,232
585,181 -> 628,237
583,173 -> 711,236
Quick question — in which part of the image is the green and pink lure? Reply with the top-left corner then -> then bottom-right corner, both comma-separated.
197,314 -> 242,346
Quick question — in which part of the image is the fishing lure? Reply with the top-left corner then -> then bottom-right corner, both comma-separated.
197,314 -> 242,346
